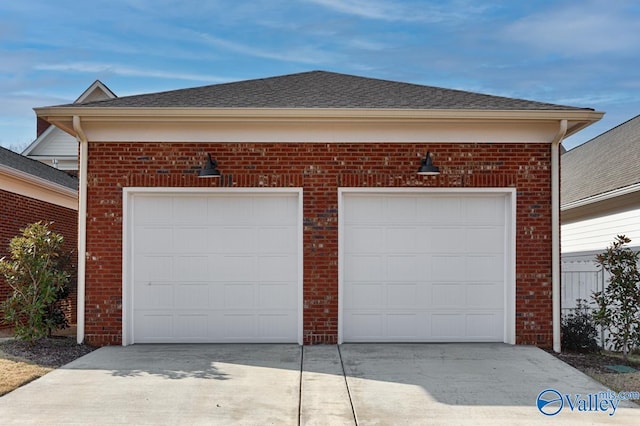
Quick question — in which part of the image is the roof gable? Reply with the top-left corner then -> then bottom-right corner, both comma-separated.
23,80 -> 116,167
562,114 -> 640,205
57,71 -> 591,111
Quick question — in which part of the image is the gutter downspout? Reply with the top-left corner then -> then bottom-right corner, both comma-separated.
551,119 -> 567,353
73,116 -> 88,345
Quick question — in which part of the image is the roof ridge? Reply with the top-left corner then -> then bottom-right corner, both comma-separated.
42,70 -> 595,111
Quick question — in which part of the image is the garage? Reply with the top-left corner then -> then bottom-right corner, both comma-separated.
122,188 -> 302,344
340,189 -> 515,343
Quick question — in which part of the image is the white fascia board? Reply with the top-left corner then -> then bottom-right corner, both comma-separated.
35,107 -> 603,139
561,183 -> 640,211
0,164 -> 78,210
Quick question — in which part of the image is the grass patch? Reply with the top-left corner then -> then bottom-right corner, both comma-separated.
0,349 -> 52,396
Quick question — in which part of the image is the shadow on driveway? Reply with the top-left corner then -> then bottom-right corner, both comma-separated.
0,343 -> 637,425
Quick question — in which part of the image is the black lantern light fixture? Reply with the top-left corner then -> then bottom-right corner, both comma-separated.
199,153 -> 221,178
417,151 -> 440,175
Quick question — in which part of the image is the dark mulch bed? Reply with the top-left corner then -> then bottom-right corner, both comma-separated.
0,337 -> 97,367
548,350 -> 640,374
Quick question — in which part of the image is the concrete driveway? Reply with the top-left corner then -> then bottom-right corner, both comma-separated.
0,344 -> 637,425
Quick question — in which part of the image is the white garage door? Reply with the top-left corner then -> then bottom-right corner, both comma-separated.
125,190 -> 301,344
341,191 -> 511,342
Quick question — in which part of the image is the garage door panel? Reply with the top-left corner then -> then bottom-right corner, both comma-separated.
210,197 -> 254,225
174,256 -> 209,281
429,198 -> 464,222
345,255 -> 384,281
466,283 -> 503,308
386,284 -> 418,308
173,197 -> 208,224
466,197 -> 505,225
134,256 -> 173,281
258,283 -> 297,309
431,256 -> 467,281
174,283 -> 209,309
467,227 -> 504,252
135,227 -> 173,253
467,256 -> 504,281
344,197 -> 384,223
349,284 -> 384,308
258,197 -> 298,225
215,255 -> 256,281
385,197 -> 417,221
175,314 -> 208,338
429,227 -> 464,253
431,314 -> 466,338
134,197 -> 172,224
258,255 -> 297,281
387,255 -> 420,281
258,227 -> 297,253
173,227 -> 208,253
129,192 -> 300,343
258,314 -> 297,339
345,313 -> 383,338
466,314 -> 501,339
387,314 -> 420,338
431,283 -> 465,307
223,314 -> 254,339
223,283 -> 254,309
135,313 -> 172,340
134,282 -> 173,309
385,227 -> 418,252
346,227 -> 384,252
342,192 -> 508,343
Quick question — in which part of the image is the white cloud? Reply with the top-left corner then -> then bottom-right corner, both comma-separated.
306,0 -> 490,22
34,63 -> 229,83
196,33 -> 340,65
504,1 -> 640,56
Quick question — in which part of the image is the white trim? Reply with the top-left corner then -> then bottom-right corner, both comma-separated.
121,187 -> 304,346
337,187 -> 516,344
561,182 -> 640,211
74,116 -> 88,344
36,107 -> 603,142
0,164 -> 77,210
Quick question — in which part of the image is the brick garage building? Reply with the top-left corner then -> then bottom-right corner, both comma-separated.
0,146 -> 78,329
35,71 -> 602,350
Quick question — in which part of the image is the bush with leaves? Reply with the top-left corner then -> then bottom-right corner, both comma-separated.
0,222 -> 72,342
561,299 -> 600,353
593,235 -> 640,360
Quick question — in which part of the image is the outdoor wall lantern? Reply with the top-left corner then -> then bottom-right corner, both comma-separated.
199,153 -> 221,178
417,151 -> 440,175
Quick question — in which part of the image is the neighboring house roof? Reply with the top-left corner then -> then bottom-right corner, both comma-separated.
22,80 -> 116,170
55,71 -> 590,111
0,146 -> 78,190
561,114 -> 640,207
0,146 -> 78,210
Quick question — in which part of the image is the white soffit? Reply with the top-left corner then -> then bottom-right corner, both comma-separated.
36,108 -> 603,143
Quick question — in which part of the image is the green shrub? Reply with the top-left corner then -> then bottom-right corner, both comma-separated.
562,299 -> 600,353
0,222 -> 72,342
593,235 -> 640,360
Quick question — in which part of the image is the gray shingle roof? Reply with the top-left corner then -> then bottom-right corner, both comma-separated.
61,71 -> 591,111
562,114 -> 640,205
0,146 -> 78,190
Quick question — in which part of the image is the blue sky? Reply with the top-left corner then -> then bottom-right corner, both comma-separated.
1,0 -> 639,151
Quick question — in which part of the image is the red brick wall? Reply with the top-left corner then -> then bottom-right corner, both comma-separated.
0,189 -> 78,329
84,142 -> 553,347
